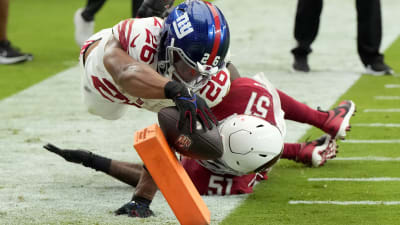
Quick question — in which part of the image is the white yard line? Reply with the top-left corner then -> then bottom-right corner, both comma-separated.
341,139 -> 400,143
364,109 -> 400,112
308,177 -> 400,181
385,84 -> 400,88
289,201 -> 400,205
374,96 -> 400,100
334,157 -> 400,161
352,123 -> 400,127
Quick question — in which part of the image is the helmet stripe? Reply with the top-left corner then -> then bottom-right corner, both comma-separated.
205,1 -> 221,66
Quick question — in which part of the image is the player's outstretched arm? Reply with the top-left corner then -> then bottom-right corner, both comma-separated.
103,36 -> 170,99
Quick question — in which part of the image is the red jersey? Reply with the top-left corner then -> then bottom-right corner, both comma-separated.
183,75 -> 286,195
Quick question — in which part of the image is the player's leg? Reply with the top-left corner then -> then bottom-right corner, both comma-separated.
291,0 -> 323,72
0,0 -> 32,64
281,135 -> 337,167
132,0 -> 144,17
115,169 -> 156,217
74,0 -> 106,46
135,0 -> 175,18
277,89 -> 355,139
43,144 -> 142,186
81,0 -> 107,21
356,0 -> 393,75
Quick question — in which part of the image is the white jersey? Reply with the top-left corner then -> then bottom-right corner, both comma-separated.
80,17 -> 174,113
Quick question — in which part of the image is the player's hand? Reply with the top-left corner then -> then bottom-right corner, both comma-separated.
43,143 -> 92,165
115,200 -> 154,218
164,81 -> 218,133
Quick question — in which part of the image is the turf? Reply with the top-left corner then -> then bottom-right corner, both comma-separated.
0,0 -> 185,100
220,37 -> 400,225
0,0 -> 130,100
1,1 -> 399,225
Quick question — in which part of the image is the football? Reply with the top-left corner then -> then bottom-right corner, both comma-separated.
158,107 -> 223,160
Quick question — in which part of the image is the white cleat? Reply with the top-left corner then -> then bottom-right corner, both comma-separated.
74,8 -> 95,47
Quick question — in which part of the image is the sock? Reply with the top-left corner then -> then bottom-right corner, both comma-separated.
83,153 -> 112,174
132,195 -> 152,207
81,0 -> 107,22
281,143 -> 302,161
278,89 -> 328,129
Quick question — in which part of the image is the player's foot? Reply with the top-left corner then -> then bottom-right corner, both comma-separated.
43,143 -> 93,165
319,100 -> 356,140
297,135 -> 337,167
74,8 -> 94,47
115,201 -> 154,218
0,40 -> 33,64
365,61 -> 394,76
292,54 -> 310,72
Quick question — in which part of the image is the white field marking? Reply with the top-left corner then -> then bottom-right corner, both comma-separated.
385,84 -> 400,88
289,201 -> 400,205
374,96 -> 400,100
308,177 -> 400,181
364,108 -> 400,112
334,157 -> 400,161
352,123 -> 400,127
341,139 -> 400,143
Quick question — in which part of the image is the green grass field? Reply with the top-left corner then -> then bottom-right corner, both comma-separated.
221,39 -> 400,225
1,0 -> 399,224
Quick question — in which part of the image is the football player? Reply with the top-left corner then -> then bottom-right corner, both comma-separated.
79,0 -> 230,132
44,72 -> 352,217
47,0 -> 356,218
71,0 -> 235,218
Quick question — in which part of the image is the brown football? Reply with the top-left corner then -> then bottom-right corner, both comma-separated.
158,107 -> 223,160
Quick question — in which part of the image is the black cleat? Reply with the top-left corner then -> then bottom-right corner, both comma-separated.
365,61 -> 394,75
293,55 -> 310,72
115,201 -> 154,218
0,40 -> 33,64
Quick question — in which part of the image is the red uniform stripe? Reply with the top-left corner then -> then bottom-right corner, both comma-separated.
118,19 -> 134,52
205,2 -> 221,66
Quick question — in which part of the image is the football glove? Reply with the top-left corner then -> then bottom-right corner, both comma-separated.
43,143 -> 93,165
164,81 -> 218,133
115,198 -> 154,218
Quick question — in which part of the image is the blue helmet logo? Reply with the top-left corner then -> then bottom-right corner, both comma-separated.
172,12 -> 194,39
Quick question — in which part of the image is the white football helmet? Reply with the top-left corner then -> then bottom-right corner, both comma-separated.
219,114 -> 284,174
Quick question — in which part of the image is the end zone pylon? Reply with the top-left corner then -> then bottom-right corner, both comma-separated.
134,124 -> 210,225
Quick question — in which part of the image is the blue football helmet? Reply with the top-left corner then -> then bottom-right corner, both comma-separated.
158,0 -> 230,92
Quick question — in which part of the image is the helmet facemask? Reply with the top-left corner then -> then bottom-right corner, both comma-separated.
163,41 -> 219,92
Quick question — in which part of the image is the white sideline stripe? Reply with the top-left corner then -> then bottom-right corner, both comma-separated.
308,177 -> 400,181
385,84 -> 400,88
342,139 -> 400,143
289,201 -> 400,205
374,96 -> 400,100
334,157 -> 400,161
364,108 -> 400,112
352,123 -> 400,127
